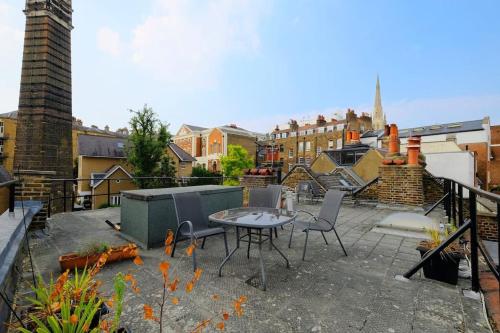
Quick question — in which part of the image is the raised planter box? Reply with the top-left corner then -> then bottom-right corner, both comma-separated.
58,244 -> 138,271
120,185 -> 243,248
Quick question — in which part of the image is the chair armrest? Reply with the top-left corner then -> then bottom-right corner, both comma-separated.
178,220 -> 195,241
316,216 -> 334,227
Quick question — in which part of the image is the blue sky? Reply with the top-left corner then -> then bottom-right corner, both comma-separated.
1,0 -> 499,134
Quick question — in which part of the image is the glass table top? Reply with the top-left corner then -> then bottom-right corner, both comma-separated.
209,207 -> 296,228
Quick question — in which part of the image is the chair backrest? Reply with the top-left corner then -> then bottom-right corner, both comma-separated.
318,190 -> 345,227
172,192 -> 209,230
310,181 -> 322,195
248,188 -> 274,208
267,184 -> 283,209
297,181 -> 312,194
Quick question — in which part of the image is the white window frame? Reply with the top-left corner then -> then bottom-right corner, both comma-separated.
305,141 -> 311,151
288,148 -> 294,158
0,121 -> 4,136
111,195 -> 121,206
298,142 -> 304,152
328,140 -> 334,149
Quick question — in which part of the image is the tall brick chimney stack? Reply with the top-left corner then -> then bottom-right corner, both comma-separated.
14,0 -> 74,222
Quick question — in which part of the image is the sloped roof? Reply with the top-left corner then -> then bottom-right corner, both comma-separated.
216,125 -> 265,138
399,119 -> 484,138
184,124 -> 208,132
78,134 -> 127,158
168,143 -> 196,162
0,111 -> 18,119
361,129 -> 385,138
92,165 -> 133,189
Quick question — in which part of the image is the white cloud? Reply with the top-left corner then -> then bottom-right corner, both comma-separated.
97,27 -> 122,57
129,0 -> 268,86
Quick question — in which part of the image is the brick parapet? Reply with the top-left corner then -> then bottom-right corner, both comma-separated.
378,165 -> 424,207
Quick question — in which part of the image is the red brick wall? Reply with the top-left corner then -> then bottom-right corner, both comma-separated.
174,137 -> 193,156
478,213 -> 498,241
458,142 -> 489,189
490,125 -> 500,192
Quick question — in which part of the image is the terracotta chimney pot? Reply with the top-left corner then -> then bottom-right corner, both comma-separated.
346,131 -> 352,142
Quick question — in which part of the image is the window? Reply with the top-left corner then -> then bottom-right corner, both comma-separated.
305,157 -> 311,166
283,132 -> 289,138
298,157 -> 305,164
111,195 -> 121,206
328,140 -> 334,149
0,121 -> 4,136
290,132 -> 297,137
316,146 -> 322,156
305,141 -> 311,151
299,130 -> 306,136
298,142 -> 304,152
279,144 -> 284,152
288,148 -> 294,158
90,173 -> 106,186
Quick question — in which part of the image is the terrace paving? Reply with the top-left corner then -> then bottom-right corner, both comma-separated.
17,203 -> 491,332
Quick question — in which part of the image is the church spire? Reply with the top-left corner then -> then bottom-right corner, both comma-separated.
372,75 -> 386,130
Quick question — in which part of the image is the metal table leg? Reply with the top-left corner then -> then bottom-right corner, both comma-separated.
270,236 -> 290,268
218,226 -> 240,277
258,229 -> 267,290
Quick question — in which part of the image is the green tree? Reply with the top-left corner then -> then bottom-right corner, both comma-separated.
220,145 -> 253,185
188,165 -> 222,186
126,105 -> 170,188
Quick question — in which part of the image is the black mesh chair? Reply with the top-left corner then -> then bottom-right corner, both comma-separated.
288,190 -> 347,260
171,192 -> 229,271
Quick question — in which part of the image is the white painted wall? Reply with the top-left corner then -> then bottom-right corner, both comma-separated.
425,151 -> 476,195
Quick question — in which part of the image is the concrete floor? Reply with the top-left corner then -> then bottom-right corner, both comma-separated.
15,203 -> 492,332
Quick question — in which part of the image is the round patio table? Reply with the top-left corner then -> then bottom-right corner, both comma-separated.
209,207 -> 296,290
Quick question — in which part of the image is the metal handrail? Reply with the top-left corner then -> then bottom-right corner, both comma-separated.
403,177 -> 499,293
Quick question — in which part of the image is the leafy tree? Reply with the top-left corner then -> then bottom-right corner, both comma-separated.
126,105 -> 171,188
188,165 -> 222,186
220,145 -> 253,185
158,155 -> 177,187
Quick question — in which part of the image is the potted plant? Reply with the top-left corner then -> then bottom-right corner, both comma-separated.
59,242 -> 138,271
416,226 -> 463,285
16,250 -> 134,333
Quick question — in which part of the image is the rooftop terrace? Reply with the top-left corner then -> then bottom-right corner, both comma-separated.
14,202 -> 492,332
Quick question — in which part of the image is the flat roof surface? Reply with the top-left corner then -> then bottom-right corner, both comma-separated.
19,203 -> 491,332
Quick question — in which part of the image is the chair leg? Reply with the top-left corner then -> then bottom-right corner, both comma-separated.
274,227 -> 278,238
333,227 -> 347,256
321,231 -> 328,245
247,228 -> 252,259
191,236 -> 197,271
223,232 -> 229,256
288,224 -> 295,248
201,237 -> 206,249
302,229 -> 310,261
171,228 -> 181,258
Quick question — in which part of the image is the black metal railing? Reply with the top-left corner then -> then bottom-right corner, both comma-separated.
404,177 -> 500,292
45,176 -> 242,217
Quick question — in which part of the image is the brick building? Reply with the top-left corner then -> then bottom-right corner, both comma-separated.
361,117 -> 493,189
173,124 -> 265,173
264,109 -> 373,172
490,125 -> 500,192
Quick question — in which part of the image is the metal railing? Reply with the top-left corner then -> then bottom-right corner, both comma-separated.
46,176 -> 236,217
404,177 -> 500,292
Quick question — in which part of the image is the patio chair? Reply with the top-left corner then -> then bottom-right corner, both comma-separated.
171,192 -> 229,271
288,189 -> 347,260
296,180 -> 322,204
246,187 -> 281,256
267,184 -> 283,209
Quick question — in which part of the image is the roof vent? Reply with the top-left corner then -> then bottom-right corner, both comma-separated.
229,124 -> 238,128
447,123 -> 461,128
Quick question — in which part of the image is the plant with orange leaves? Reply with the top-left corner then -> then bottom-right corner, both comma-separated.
135,229 -> 248,332
17,250 -> 133,332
